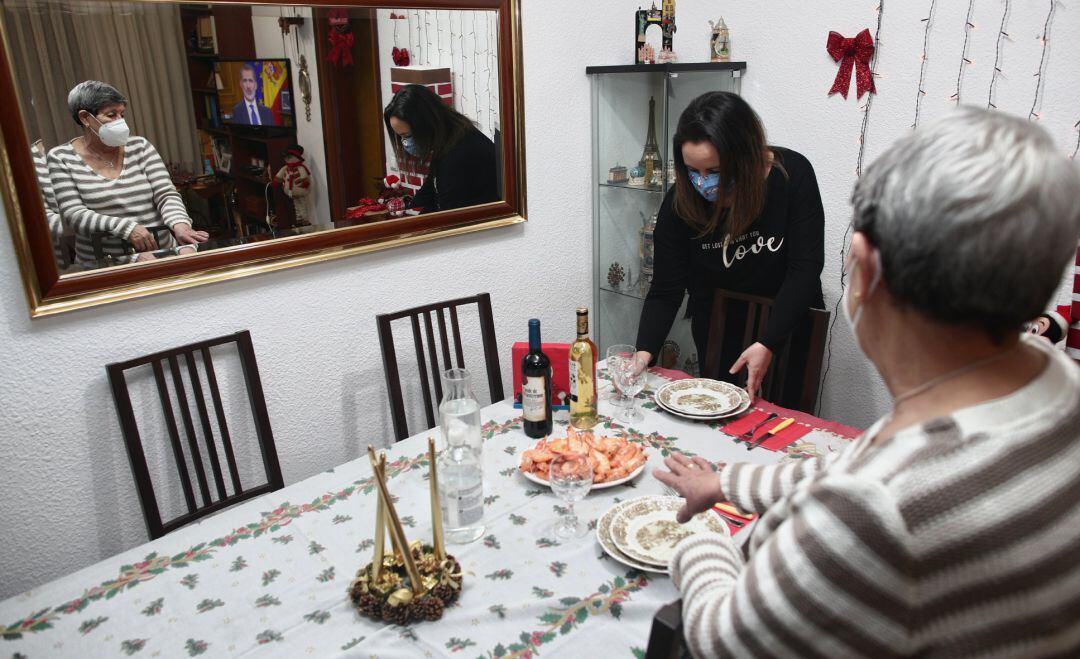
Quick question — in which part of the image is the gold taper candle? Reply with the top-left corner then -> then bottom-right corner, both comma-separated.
373,452 -> 403,560
366,446 -> 426,596
370,450 -> 386,582
427,437 -> 447,562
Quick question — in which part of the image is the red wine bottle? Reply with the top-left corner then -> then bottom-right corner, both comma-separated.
521,318 -> 553,438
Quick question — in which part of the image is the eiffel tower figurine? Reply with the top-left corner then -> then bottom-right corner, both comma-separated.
639,96 -> 663,188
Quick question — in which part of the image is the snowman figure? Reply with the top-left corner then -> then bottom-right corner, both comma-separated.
274,144 -> 313,226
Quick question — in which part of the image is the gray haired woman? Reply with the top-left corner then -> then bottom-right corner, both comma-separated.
655,107 -> 1080,657
46,80 -> 208,266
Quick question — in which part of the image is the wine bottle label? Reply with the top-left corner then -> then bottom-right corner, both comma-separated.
569,361 -> 579,402
522,376 -> 547,422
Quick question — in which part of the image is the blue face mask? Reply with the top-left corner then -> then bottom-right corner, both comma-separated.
401,135 -> 421,157
687,167 -> 721,202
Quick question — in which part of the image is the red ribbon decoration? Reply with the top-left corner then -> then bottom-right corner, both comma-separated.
827,29 -> 876,99
327,30 -> 354,67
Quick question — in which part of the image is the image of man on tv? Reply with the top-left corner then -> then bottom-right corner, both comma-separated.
231,63 -> 276,126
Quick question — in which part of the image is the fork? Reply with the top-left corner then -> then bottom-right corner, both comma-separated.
736,413 -> 777,443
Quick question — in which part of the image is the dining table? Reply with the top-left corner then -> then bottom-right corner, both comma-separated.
0,366 -> 861,658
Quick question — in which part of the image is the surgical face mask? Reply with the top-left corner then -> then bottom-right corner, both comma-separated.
90,114 -> 129,148
686,167 -> 721,202
842,249 -> 883,350
401,135 -> 421,157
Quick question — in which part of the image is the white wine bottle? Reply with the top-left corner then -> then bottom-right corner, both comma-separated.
569,307 -> 598,429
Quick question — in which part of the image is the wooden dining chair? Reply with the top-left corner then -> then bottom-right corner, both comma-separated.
645,600 -> 690,659
106,330 -> 284,540
704,289 -> 829,413
377,293 -> 504,442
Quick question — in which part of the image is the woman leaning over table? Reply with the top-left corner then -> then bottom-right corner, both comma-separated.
47,80 -> 208,267
635,92 -> 824,405
655,108 -> 1080,658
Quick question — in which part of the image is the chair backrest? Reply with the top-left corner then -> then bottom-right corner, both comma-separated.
376,293 -> 504,442
645,599 -> 689,659
704,289 -> 829,413
106,329 -> 283,540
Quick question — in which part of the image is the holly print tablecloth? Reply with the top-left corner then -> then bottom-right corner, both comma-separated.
0,373 -> 857,658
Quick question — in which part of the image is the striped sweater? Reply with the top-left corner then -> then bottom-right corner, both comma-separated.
670,334 -> 1080,658
47,137 -> 190,266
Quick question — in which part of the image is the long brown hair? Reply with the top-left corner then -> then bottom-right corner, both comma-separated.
672,92 -> 781,239
383,84 -> 476,168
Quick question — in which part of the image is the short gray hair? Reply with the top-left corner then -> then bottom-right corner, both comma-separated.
852,107 -> 1080,338
67,80 -> 127,126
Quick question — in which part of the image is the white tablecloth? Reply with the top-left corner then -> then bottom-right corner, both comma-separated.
0,372 -> 854,658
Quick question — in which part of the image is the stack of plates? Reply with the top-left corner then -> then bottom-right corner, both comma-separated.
653,378 -> 751,421
596,495 -> 729,574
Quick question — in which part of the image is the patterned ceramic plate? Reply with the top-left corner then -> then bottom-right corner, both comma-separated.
521,460 -> 646,491
595,500 -> 668,574
655,390 -> 752,421
655,379 -> 744,417
609,496 -> 728,566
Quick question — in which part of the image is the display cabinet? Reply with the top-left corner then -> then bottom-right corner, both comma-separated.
587,62 -> 746,375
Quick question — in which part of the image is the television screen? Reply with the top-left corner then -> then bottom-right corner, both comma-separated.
216,59 -> 294,128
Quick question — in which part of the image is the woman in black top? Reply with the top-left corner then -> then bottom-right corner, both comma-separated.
383,84 -> 499,213
635,92 -> 824,403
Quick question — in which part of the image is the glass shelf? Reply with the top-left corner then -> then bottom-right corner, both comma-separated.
600,284 -> 647,301
598,182 -> 665,193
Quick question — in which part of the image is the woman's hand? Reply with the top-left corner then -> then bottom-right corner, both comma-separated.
134,251 -> 157,263
174,223 -> 209,245
633,351 -> 652,375
730,342 -> 773,402
176,245 -> 198,257
129,225 -> 158,252
652,454 -> 724,523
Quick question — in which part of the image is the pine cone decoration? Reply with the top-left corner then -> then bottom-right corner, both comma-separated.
413,595 -> 445,621
349,585 -> 382,619
432,583 -> 458,605
381,601 -> 411,625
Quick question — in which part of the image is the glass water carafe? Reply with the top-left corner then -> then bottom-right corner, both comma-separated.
437,368 -> 484,543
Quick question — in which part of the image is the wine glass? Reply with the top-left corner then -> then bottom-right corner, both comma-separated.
548,453 -> 593,539
610,350 -> 647,423
605,344 -> 636,406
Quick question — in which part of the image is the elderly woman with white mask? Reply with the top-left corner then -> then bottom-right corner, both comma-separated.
46,80 -> 208,267
654,107 -> 1080,658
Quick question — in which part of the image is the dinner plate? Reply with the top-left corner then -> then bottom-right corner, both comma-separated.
655,379 -> 745,417
609,495 -> 729,567
655,393 -> 752,421
596,500 -> 668,574
521,460 -> 647,490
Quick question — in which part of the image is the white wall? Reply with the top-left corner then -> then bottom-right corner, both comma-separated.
251,6 -> 331,225
1,0 -> 1078,599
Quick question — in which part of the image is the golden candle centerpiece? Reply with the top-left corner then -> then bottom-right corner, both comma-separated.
348,440 -> 463,624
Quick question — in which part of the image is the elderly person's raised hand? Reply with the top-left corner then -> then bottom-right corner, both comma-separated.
174,223 -> 209,245
653,454 -> 723,523
128,224 -> 158,252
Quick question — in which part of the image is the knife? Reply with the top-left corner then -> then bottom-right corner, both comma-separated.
746,417 -> 795,451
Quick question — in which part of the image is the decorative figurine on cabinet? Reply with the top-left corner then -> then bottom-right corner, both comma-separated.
607,262 -> 627,290
628,164 -> 646,187
639,96 -> 662,188
634,1 -> 677,65
608,164 -> 629,184
272,144 -> 313,226
639,211 -> 656,295
710,17 -> 730,62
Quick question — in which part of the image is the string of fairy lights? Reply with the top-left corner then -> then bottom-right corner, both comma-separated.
393,9 -> 500,137
912,0 -> 937,128
950,0 -> 976,104
1028,0 -> 1055,121
986,0 -> 1010,109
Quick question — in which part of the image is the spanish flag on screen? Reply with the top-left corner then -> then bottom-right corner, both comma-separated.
260,60 -> 287,124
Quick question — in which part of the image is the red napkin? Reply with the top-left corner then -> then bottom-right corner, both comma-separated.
721,411 -> 812,452
712,502 -> 756,535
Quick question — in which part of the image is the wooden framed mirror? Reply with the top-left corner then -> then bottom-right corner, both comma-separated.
0,0 -> 524,316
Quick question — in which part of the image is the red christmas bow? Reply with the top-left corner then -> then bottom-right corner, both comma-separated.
827,29 -> 876,99
328,30 -> 354,67
392,47 -> 410,67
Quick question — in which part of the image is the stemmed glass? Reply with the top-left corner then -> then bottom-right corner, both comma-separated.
605,344 -> 637,407
548,453 -> 593,539
610,349 -> 647,423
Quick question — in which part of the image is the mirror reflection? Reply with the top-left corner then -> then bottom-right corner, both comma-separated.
1,2 -> 503,273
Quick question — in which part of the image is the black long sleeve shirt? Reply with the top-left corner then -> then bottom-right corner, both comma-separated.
635,147 -> 825,358
410,128 -> 499,213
